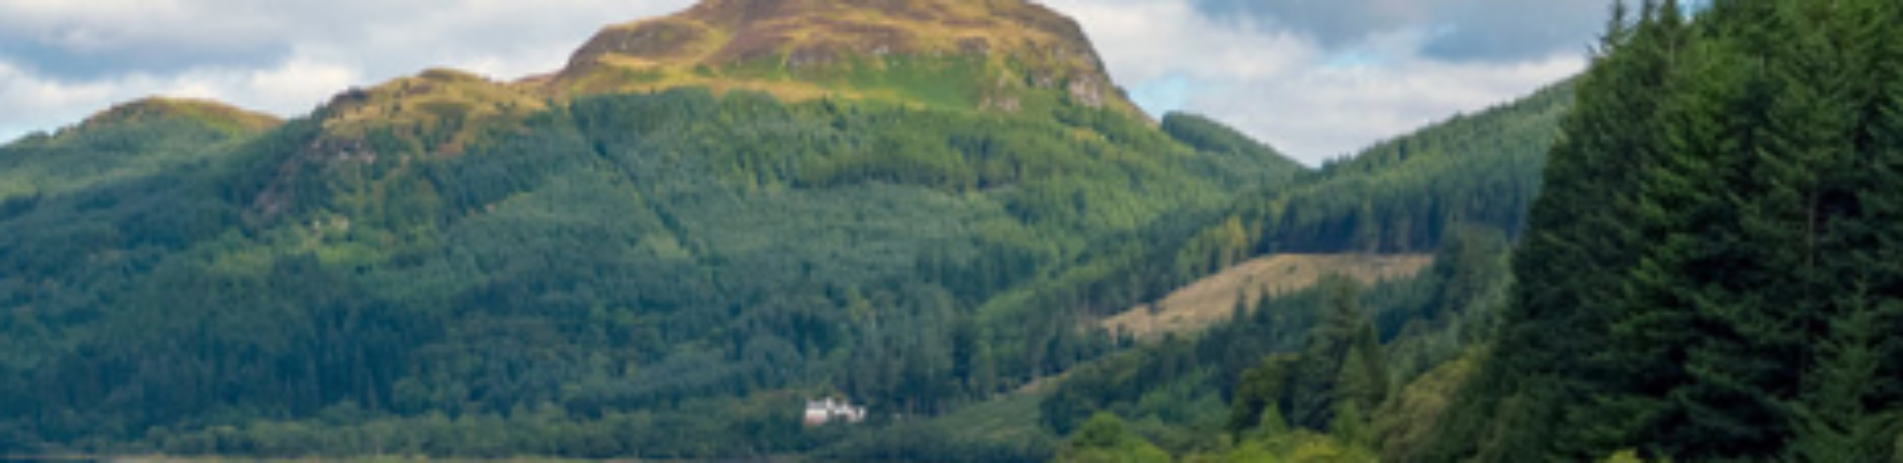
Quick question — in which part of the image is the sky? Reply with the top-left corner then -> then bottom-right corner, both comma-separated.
0,0 -> 1612,164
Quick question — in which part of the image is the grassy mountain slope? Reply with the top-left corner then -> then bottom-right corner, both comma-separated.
550,0 -> 1141,117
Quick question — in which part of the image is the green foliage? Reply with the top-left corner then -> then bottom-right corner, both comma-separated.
1056,413 -> 1171,463
979,81 -> 1565,388
1600,449 -> 1663,463
823,393 -> 1059,462
1434,0 -> 1903,460
0,108 -> 265,201
1161,112 -> 1307,186
1042,226 -> 1516,458
0,8 -> 1574,457
1204,430 -> 1378,463
0,81 -> 1310,457
1228,354 -> 1297,438
1014,41 -> 1557,463
1371,351 -> 1478,462
1284,277 -> 1379,432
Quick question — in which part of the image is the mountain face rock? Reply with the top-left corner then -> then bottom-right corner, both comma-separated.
552,0 -> 1141,116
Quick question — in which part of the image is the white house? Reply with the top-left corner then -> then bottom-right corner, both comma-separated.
804,397 -> 867,426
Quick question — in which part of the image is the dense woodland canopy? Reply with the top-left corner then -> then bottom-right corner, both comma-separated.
0,64 -> 1563,459
1038,0 -> 1903,461
0,44 -> 1582,458
1424,0 -> 1903,460
0,84 -> 1282,456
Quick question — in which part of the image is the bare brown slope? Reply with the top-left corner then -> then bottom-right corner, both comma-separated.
1103,254 -> 1435,341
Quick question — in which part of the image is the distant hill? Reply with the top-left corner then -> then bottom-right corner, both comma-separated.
0,98 -> 278,201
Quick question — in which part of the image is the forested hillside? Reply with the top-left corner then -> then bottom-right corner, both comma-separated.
971,78 -> 1567,347
1017,73 -> 1567,462
0,98 -> 279,201
0,45 -> 1574,461
0,73 -> 1314,456
1041,1 -> 1903,461
1429,0 -> 1903,460
0,0 -> 1346,453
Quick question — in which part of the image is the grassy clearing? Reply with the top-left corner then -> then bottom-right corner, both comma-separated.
1103,254 -> 1435,341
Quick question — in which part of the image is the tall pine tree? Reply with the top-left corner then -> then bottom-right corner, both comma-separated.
1434,0 -> 1903,459
1428,1 -> 1681,459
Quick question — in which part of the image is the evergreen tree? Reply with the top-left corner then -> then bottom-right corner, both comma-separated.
1227,354 -> 1297,438
1331,346 -> 1379,446
1790,286 -> 1899,461
1286,276 -> 1378,432
1437,0 -> 1903,459
1430,1 -> 1677,459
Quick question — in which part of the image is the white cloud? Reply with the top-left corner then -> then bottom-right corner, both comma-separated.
1048,0 -> 1586,163
1,60 -> 117,139
0,52 -> 364,141
1,0 -> 697,142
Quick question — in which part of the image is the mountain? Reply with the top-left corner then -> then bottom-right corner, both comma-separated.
0,0 -> 1311,458
550,0 -> 1142,117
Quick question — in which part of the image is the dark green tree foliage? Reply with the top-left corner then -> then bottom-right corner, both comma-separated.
1205,276 -> 1390,444
0,109 -> 265,202
1161,113 -> 1306,186
1423,225 -> 1511,326
0,83 -> 1311,457
1055,413 -> 1171,463
1425,1 -> 1674,458
1284,277 -> 1382,432
1434,0 -> 1903,460
980,82 -> 1568,386
1227,354 -> 1298,437
1041,231 -> 1516,455
1261,83 -> 1568,254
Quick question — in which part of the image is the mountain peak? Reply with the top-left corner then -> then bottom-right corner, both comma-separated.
550,0 -> 1140,116
314,68 -> 548,157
